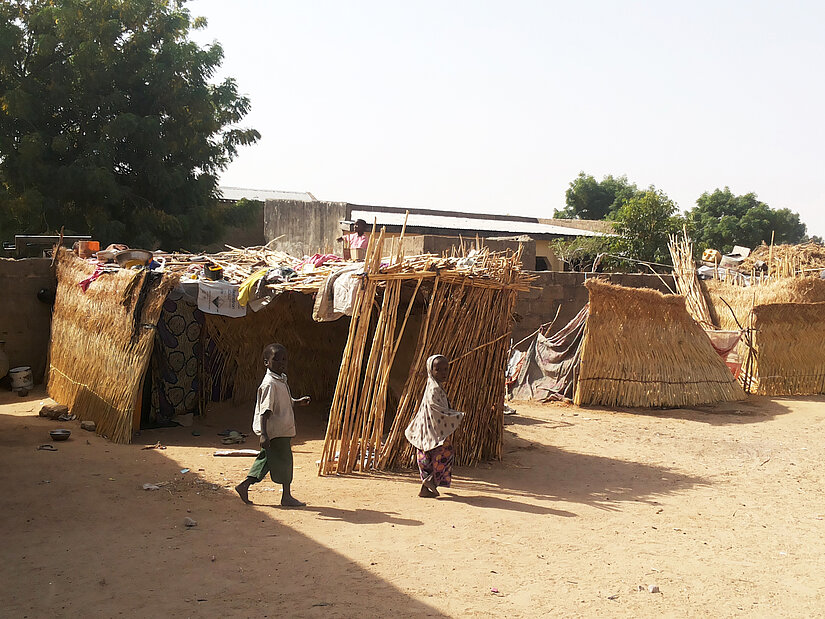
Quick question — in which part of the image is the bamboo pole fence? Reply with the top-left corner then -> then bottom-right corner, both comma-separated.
319,236 -> 531,474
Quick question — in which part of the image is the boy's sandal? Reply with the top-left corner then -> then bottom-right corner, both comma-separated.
37,444 -> 58,451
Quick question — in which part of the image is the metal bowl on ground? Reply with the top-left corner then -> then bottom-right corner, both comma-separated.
115,249 -> 153,269
50,429 -> 71,441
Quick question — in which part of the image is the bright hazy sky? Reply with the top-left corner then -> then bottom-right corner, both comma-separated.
189,1 -> 825,237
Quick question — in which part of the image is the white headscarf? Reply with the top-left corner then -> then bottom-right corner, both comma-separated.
404,355 -> 465,452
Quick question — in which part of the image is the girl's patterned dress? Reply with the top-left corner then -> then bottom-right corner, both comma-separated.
417,437 -> 454,487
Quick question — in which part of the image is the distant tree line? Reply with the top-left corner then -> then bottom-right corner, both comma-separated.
0,0 -> 259,250
552,172 -> 814,269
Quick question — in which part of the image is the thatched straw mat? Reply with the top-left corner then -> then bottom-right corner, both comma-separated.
752,302 -> 825,396
49,250 -> 178,443
574,279 -> 745,408
703,277 -> 825,331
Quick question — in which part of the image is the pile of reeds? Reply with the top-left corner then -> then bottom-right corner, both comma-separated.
574,279 -> 745,408
319,229 -> 530,475
740,241 -> 825,276
669,232 -> 714,328
48,249 -> 178,442
751,302 -> 825,395
204,292 -> 350,407
377,277 -> 520,469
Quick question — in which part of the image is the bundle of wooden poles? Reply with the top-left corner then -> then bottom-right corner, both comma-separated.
318,227 -> 532,475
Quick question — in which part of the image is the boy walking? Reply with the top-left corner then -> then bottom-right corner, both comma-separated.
235,343 -> 310,507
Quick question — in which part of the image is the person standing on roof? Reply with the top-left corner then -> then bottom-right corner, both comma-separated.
337,219 -> 370,261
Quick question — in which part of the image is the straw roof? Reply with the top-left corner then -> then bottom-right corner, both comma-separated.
574,279 -> 745,408
49,249 -> 179,443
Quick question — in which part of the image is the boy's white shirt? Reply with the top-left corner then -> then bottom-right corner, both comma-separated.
252,370 -> 296,438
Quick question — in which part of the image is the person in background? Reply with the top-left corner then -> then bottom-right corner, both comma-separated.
337,219 -> 370,261
235,343 -> 311,507
404,354 -> 464,498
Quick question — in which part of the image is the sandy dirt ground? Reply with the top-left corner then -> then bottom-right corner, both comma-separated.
2,387 -> 825,618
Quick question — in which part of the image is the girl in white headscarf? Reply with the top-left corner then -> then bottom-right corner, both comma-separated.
405,354 -> 464,497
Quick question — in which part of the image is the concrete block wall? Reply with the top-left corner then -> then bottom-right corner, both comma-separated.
264,199 -> 348,257
512,272 -> 676,344
0,258 -> 56,383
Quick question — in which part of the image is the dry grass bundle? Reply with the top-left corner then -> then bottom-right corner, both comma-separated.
319,230 -> 527,474
574,279 -> 745,408
752,302 -> 825,396
48,249 -> 178,443
703,278 -> 825,331
204,292 -> 350,405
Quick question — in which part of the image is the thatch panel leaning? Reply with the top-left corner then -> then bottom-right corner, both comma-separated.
575,279 -> 745,408
753,302 -> 825,396
48,250 -> 178,443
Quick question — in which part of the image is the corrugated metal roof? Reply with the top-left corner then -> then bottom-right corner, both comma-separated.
350,209 -> 607,237
218,186 -> 316,202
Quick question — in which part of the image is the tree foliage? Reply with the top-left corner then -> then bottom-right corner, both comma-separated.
613,188 -> 684,264
0,0 -> 259,249
685,188 -> 806,253
554,172 -> 638,220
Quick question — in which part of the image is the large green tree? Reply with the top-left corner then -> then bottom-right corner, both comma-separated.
554,172 -> 638,220
686,188 -> 806,253
0,0 -> 259,249
613,188 -> 684,264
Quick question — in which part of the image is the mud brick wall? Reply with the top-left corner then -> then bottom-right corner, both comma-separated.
0,258 -> 56,383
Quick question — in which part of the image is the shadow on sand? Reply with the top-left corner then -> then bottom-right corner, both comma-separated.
0,390 -> 442,617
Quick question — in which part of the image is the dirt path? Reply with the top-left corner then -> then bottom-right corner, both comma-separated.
2,388 -> 824,617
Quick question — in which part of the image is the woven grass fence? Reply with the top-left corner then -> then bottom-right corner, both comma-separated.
574,279 -> 745,408
48,250 -> 178,443
702,277 -> 825,331
751,302 -> 825,396
319,233 -> 528,474
204,292 -> 350,406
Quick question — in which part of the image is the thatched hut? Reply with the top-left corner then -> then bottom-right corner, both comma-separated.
47,238 -> 530,474
574,280 -> 745,407
507,279 -> 745,408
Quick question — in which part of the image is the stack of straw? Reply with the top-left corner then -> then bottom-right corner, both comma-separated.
740,241 -> 825,277
574,279 -> 745,408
